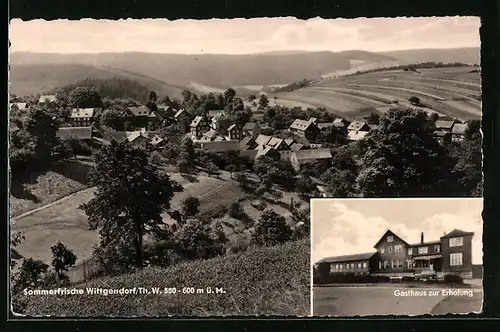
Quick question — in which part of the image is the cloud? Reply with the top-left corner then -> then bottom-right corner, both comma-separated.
9,16 -> 480,54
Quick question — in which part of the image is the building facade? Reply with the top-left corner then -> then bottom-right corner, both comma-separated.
317,229 -> 475,279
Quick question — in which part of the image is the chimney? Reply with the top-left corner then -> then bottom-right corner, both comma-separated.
420,232 -> 424,244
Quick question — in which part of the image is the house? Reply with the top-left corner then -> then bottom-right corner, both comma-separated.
333,117 -> 350,129
128,106 -> 151,117
201,140 -> 240,153
127,132 -> 149,147
147,111 -> 162,131
208,110 -> 225,119
266,137 -> 289,151
289,118 -> 320,140
210,111 -> 229,131
451,123 -> 468,142
174,109 -> 191,131
290,148 -> 333,172
290,143 -> 305,151
239,136 -> 258,151
433,130 -> 452,144
150,135 -> 167,149
255,146 -> 281,160
9,102 -> 27,111
347,120 -> 370,132
316,229 -> 475,279
39,95 -> 56,104
227,124 -> 243,141
294,136 -> 311,148
56,126 -> 93,141
190,115 -> 210,139
317,122 -> 335,130
434,120 -> 456,132
284,137 -> 295,147
309,117 -> 318,124
347,130 -> 369,141
254,134 -> 272,147
242,122 -> 262,138
70,108 -> 99,127
201,129 -> 219,142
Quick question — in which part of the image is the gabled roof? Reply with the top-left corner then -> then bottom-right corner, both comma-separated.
347,130 -> 369,141
347,120 -> 369,131
290,143 -> 304,151
56,126 -> 93,140
435,120 -> 456,129
201,140 -> 239,152
128,106 -> 150,117
333,118 -> 347,124
208,110 -> 225,118
451,123 -> 468,135
284,137 -> 295,146
267,137 -> 284,149
126,131 -> 147,142
228,124 -> 238,131
373,230 -> 410,248
255,134 -> 272,146
309,117 -> 318,123
71,108 -> 99,119
256,146 -> 279,158
214,136 -> 226,142
317,122 -> 335,129
174,109 -> 188,118
293,148 -> 332,161
289,119 -> 313,131
190,116 -> 205,128
39,95 -> 56,103
203,129 -> 218,139
316,252 -> 377,264
433,130 -> 452,138
294,136 -> 310,147
150,135 -> 165,146
9,102 -> 27,110
243,122 -> 259,130
148,111 -> 159,119
212,112 -> 226,122
441,229 -> 474,239
239,136 -> 255,150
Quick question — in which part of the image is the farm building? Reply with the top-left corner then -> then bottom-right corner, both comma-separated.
289,118 -> 320,140
150,135 -> 167,148
9,102 -> 27,111
347,121 -> 370,132
290,148 -> 333,172
451,123 -> 468,142
254,134 -> 273,146
201,140 -> 240,153
267,137 -> 290,151
227,124 -> 243,140
255,146 -> 281,160
433,130 -> 452,144
190,115 -> 210,139
315,229 -> 475,279
434,120 -> 456,132
242,122 -> 262,138
128,106 -> 150,117
56,126 -> 93,141
39,95 -> 56,104
70,108 -> 100,127
347,130 -> 369,141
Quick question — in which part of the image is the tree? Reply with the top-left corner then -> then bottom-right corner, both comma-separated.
149,91 -> 158,103
254,156 -> 296,189
317,126 -> 348,146
408,96 -> 421,106
252,210 -> 293,246
365,112 -> 380,125
235,171 -> 247,186
12,258 -> 49,293
149,151 -> 163,165
99,109 -> 122,130
177,137 -> 195,173
448,135 -> 482,196
295,174 -> 317,195
181,196 -> 200,218
465,120 -> 481,140
258,94 -> 269,109
224,88 -> 236,104
162,143 -> 180,163
206,162 -> 219,177
430,112 -> 440,122
69,86 -> 102,108
50,241 -> 77,282
10,231 -> 25,269
79,140 -> 183,271
174,219 -> 228,260
357,108 -> 455,197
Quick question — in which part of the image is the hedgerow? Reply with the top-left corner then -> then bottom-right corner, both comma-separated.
23,239 -> 310,317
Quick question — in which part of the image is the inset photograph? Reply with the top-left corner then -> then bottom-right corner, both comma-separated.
312,198 -> 483,316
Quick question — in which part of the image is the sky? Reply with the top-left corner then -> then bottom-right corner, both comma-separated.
9,16 -> 480,54
311,198 -> 483,265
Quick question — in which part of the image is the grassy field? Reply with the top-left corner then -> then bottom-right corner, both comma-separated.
22,239 -> 310,317
272,67 -> 482,121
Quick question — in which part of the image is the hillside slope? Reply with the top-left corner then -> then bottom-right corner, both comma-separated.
23,239 -> 310,316
380,47 -> 480,65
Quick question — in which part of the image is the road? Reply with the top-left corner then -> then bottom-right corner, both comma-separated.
313,285 -> 483,316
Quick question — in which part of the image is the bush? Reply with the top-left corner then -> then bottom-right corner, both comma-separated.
228,201 -> 245,219
23,240 -> 310,316
252,210 -> 293,246
444,274 -> 464,284
149,151 -> 163,165
409,96 -> 421,105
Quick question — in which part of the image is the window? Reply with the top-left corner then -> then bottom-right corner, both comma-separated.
339,264 -> 343,271
358,262 -> 362,268
450,253 -> 463,266
398,260 -> 403,268
330,264 -> 335,273
384,261 -> 389,269
434,245 -> 441,253
388,246 -> 393,253
363,262 -> 367,268
346,263 -> 350,269
395,245 -> 403,252
391,260 -> 396,268
418,247 -> 428,254
449,237 -> 464,247
408,248 -> 413,255
387,236 -> 394,243
380,248 -> 385,254
406,260 -> 414,269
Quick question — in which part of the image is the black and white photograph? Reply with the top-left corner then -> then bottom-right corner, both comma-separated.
9,16 -> 481,317
312,198 -> 483,316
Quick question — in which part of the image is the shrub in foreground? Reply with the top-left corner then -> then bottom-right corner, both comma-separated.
23,239 -> 310,316
444,274 -> 464,284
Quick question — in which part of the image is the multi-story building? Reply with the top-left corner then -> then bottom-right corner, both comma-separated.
316,229 -> 475,279
190,115 -> 210,139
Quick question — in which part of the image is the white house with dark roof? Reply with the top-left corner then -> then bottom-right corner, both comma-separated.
190,115 -> 210,139
70,108 -> 99,127
347,130 -> 369,141
128,106 -> 150,117
227,124 -> 243,140
289,118 -> 320,140
347,120 -> 370,132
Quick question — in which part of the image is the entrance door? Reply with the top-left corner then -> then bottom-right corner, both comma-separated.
429,262 -> 434,271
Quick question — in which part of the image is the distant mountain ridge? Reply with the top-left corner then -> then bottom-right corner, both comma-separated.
9,47 -> 479,98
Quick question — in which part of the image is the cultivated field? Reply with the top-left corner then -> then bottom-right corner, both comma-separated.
272,67 -> 482,121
